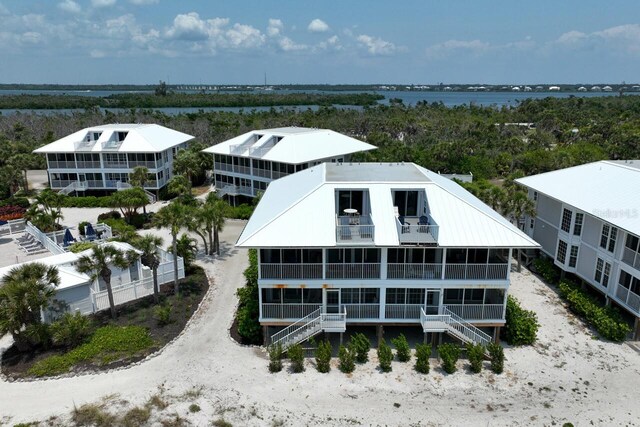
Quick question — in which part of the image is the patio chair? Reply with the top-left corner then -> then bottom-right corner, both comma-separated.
398,216 -> 410,234
418,215 -> 429,233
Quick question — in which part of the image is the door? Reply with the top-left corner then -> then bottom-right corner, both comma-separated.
425,290 -> 440,314
325,289 -> 340,314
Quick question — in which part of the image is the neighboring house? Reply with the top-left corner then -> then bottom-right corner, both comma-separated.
202,127 -> 376,201
34,124 -> 195,196
516,160 -> 640,338
0,241 -> 185,321
235,162 -> 539,349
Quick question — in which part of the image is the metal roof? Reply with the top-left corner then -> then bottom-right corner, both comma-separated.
236,162 -> 539,248
33,124 -> 194,154
516,160 -> 640,235
202,127 -> 376,164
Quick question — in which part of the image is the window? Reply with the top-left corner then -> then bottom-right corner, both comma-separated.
129,264 -> 139,282
600,224 -> 618,252
393,190 -> 420,217
530,218 -> 535,229
561,208 -> 572,233
533,191 -> 538,201
594,258 -> 603,283
573,213 -> 584,236
386,288 -> 406,304
443,289 -> 464,304
326,248 -> 380,264
341,288 -> 379,304
595,258 -> 611,287
623,234 -> 640,268
407,289 -> 425,304
619,270 -> 640,294
557,240 -> 568,264
568,246 -> 579,268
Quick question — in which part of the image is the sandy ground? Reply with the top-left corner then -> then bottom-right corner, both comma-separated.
0,207 -> 639,426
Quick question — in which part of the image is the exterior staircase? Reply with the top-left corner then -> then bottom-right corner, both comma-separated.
420,306 -> 492,347
269,307 -> 347,350
59,181 -> 88,195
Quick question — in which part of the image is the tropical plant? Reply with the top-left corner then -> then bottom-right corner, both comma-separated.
167,174 -> 192,202
351,332 -> 371,363
391,333 -> 411,362
75,245 -> 140,319
153,202 -> 188,293
154,304 -> 172,326
50,311 -> 93,348
487,342 -> 504,374
169,233 -> 198,267
315,340 -> 332,373
288,343 -> 305,373
377,339 -> 393,372
23,188 -> 65,232
134,234 -> 164,303
109,187 -> 149,223
438,343 -> 460,374
466,342 -> 485,373
129,166 -> 150,188
0,262 -> 60,351
268,343 -> 283,373
415,343 -> 430,374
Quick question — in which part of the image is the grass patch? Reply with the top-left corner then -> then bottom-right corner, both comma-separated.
72,403 -> 118,427
122,406 -> 152,427
28,326 -> 153,377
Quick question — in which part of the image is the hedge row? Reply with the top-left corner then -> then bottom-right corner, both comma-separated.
504,295 -> 539,345
60,195 -> 115,208
558,281 -> 631,342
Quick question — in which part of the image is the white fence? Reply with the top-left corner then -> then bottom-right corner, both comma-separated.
93,275 -> 154,311
25,221 -> 66,255
0,218 -> 26,236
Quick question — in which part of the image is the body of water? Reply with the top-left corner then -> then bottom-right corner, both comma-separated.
0,89 -> 633,116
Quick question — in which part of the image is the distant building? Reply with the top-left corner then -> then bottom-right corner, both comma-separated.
202,127 -> 376,201
517,161 -> 640,339
577,86 -> 587,92
34,124 -> 194,196
549,86 -> 561,91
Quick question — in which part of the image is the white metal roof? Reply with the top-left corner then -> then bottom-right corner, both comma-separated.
202,127 -> 376,164
236,162 -> 539,248
516,160 -> 640,235
33,124 -> 194,154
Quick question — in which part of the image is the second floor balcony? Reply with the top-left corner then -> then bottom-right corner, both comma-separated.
336,214 -> 375,245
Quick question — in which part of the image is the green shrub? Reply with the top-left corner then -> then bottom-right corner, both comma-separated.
533,257 -> 559,284
154,304 -> 172,326
61,195 -> 114,208
189,404 -> 201,413
315,340 -> 332,373
0,196 -> 30,208
487,342 -> 504,374
236,249 -> 262,344
50,312 -> 93,348
377,339 -> 393,372
351,332 -> 371,363
466,343 -> 485,373
288,343 -> 305,373
338,344 -> 355,373
391,333 -> 411,362
415,343 -> 430,374
67,241 -> 96,253
97,210 -> 121,222
224,203 -> 254,219
438,343 -> 460,374
505,295 -> 539,345
268,343 -> 283,373
78,221 -> 90,236
558,281 -> 631,341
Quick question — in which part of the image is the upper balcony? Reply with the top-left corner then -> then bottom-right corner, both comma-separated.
396,214 -> 439,245
335,214 -> 375,245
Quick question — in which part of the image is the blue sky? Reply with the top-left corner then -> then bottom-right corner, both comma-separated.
1,0 -> 639,84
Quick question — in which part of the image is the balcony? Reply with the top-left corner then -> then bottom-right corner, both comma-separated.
128,160 -> 158,169
444,263 -> 509,280
260,263 -> 323,279
445,304 -> 504,320
343,304 -> 380,319
396,216 -> 439,245
104,162 -> 129,169
217,184 -> 253,197
214,162 -> 233,173
385,304 -> 424,319
387,263 -> 442,279
48,161 -> 76,169
336,214 -> 375,245
261,303 -> 322,320
615,284 -> 640,314
75,161 -> 101,169
325,263 -> 380,279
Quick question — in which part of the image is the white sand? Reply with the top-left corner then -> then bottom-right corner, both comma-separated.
0,217 -> 638,426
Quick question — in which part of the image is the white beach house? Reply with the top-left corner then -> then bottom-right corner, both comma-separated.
34,124 -> 194,196
517,160 -> 640,338
0,241 -> 185,320
202,127 -> 376,201
235,162 -> 539,348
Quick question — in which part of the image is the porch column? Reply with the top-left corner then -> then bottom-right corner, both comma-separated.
379,287 -> 386,319
438,287 -> 444,314
634,317 -> 640,341
380,248 -> 388,280
441,248 -> 447,280
263,326 -> 269,346
377,325 -> 384,346
322,249 -> 326,280
493,326 -> 501,344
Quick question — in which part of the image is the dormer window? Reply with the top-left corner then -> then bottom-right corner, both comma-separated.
116,131 -> 128,142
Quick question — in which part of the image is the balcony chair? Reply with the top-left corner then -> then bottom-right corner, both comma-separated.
418,215 -> 429,233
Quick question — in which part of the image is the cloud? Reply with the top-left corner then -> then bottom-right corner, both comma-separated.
356,34 -> 397,55
267,18 -> 283,37
57,0 -> 81,14
165,12 -> 212,41
425,39 -> 490,58
92,0 -> 116,7
317,35 -> 342,51
556,30 -> 587,45
278,36 -> 306,52
129,0 -> 158,4
308,19 -> 329,33
555,24 -> 640,55
225,23 -> 265,49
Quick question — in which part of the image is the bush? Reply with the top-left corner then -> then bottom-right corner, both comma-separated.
558,281 -> 631,341
78,221 -> 90,236
315,340 -> 332,373
351,332 -> 371,363
67,241 -> 96,253
288,343 -> 305,373
236,250 -> 262,344
61,195 -> 114,208
377,339 -> 393,372
391,333 -> 411,362
466,343 -> 485,373
487,342 -> 504,374
0,205 -> 26,221
438,343 -> 460,374
50,312 -> 93,348
533,257 -> 559,284
505,295 -> 539,345
415,343 -> 430,374
268,343 -> 283,373
224,203 -> 254,220
0,196 -> 30,208
97,210 -> 121,222
338,344 -> 355,373
154,304 -> 172,326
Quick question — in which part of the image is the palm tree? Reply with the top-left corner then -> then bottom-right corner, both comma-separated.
0,263 -> 60,351
135,234 -> 164,303
167,174 -> 193,203
129,166 -> 150,214
76,245 -> 140,319
172,149 -> 202,185
153,202 -> 188,293
185,204 -> 209,256
210,196 -> 227,255
169,234 -> 198,267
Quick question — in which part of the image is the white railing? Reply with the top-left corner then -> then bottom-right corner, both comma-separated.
269,307 -> 322,347
271,170 -> 288,180
622,247 -> 640,271
444,304 -> 504,320
253,168 -> 271,178
249,146 -> 273,158
156,253 -> 186,285
59,181 -> 88,195
214,162 -> 234,172
397,218 -> 439,244
48,161 -> 77,169
420,307 -> 492,347
128,161 -> 158,169
261,303 -> 322,319
104,162 -> 129,168
92,276 -> 154,311
321,308 -> 347,331
0,218 -> 26,236
325,263 -> 380,279
615,284 -> 640,313
25,221 -> 66,255
217,184 -> 253,197
260,263 -> 323,279
387,263 -> 442,279
335,214 -> 375,244
343,304 -> 379,319
444,263 -> 509,280
234,165 -> 251,175
75,161 -> 101,169
385,304 -> 423,319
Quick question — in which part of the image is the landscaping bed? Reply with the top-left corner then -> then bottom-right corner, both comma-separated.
1,265 -> 209,379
